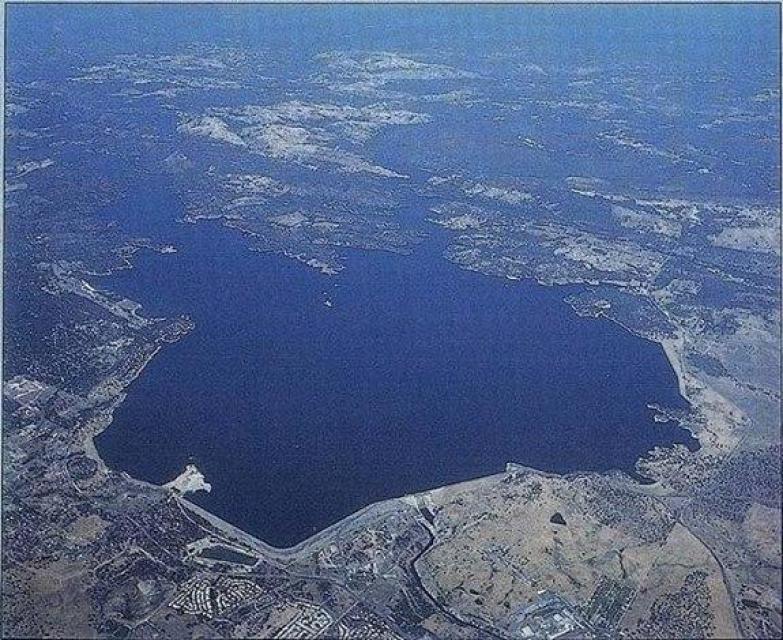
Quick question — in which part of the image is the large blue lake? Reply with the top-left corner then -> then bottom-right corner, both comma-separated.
95,178 -> 696,548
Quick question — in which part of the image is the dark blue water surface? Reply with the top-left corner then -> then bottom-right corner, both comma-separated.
95,177 -> 696,547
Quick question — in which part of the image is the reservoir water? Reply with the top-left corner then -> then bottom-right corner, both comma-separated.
95,177 -> 696,548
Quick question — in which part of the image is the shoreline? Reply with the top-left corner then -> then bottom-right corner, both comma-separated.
660,336 -> 689,400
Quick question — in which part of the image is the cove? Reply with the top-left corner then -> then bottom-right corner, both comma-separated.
95,179 -> 696,548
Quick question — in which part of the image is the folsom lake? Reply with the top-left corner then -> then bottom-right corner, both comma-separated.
95,176 -> 696,548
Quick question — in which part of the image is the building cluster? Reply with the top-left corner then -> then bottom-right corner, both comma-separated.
169,576 -> 265,619
509,591 -> 596,640
273,601 -> 334,639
